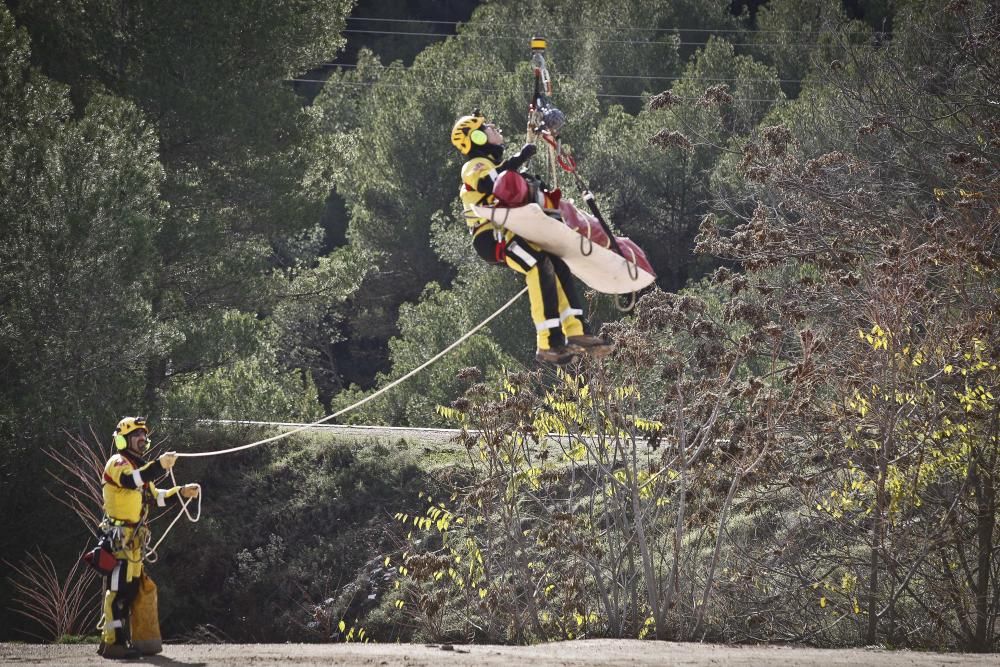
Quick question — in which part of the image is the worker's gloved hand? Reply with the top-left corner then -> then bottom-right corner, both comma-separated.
504,143 -> 537,172
159,452 -> 178,470
179,484 -> 200,499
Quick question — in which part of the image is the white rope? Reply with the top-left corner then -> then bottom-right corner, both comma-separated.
145,469 -> 201,562
175,287 -> 528,459
143,285 -> 528,553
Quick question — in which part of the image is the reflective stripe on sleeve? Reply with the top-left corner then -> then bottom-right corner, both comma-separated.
156,489 -> 167,507
131,470 -> 143,487
110,564 -> 121,592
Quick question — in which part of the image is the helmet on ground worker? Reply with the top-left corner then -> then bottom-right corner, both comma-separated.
113,416 -> 149,451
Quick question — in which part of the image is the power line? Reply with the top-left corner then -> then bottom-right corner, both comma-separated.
345,16 -> 885,37
285,78 -> 785,103
314,61 -> 802,85
342,27 -> 866,49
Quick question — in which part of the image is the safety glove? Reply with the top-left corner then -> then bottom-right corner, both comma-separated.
158,452 -> 178,469
504,143 -> 537,172
179,484 -> 200,499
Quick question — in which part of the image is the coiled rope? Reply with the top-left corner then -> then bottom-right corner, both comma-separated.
146,473 -> 201,562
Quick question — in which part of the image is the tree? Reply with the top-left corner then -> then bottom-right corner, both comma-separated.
698,0 -> 1000,650
750,0 -> 871,99
586,37 -> 784,290
8,0 -> 354,412
0,6 -> 164,634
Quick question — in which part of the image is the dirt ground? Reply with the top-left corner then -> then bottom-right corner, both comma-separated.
2,640 -> 996,666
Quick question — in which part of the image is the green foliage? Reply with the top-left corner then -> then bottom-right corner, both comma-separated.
5,0 -> 999,653
152,433 -> 435,642
164,355 -> 322,423
270,245 -> 377,403
331,267 -> 528,426
0,8 -> 163,425
750,0 -> 868,98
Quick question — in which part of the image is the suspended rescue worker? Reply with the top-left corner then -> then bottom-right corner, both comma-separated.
451,110 -> 610,364
98,416 -> 199,659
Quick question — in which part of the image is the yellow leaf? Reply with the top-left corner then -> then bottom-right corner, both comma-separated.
339,620 -> 346,632
820,597 -> 827,608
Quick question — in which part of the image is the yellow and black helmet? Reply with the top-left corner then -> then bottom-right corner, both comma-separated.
451,111 -> 488,155
113,416 -> 148,451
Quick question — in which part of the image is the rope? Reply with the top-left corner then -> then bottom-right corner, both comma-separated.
174,287 -> 528,459
141,286 -> 526,553
145,471 -> 202,562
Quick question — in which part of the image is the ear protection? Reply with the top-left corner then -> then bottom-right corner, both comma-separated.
470,128 -> 488,146
114,433 -> 127,450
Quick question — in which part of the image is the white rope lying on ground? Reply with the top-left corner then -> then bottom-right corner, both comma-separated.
175,287 -> 527,459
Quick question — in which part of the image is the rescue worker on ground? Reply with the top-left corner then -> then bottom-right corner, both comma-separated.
98,416 -> 199,659
451,110 -> 610,364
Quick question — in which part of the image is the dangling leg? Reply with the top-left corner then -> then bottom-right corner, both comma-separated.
98,561 -> 140,659
504,237 -> 576,364
549,254 -> 586,339
550,254 -> 613,355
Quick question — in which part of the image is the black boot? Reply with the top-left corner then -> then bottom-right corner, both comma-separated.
567,334 -> 614,358
535,345 -> 580,365
98,620 -> 141,659
97,642 -> 141,659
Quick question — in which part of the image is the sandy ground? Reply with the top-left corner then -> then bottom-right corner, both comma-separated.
1,640 -> 996,666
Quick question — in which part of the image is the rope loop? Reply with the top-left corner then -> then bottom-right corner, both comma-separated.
579,217 -> 594,257
145,470 -> 202,562
489,205 -> 512,234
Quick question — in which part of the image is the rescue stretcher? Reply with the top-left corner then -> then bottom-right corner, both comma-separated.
471,201 -> 657,295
